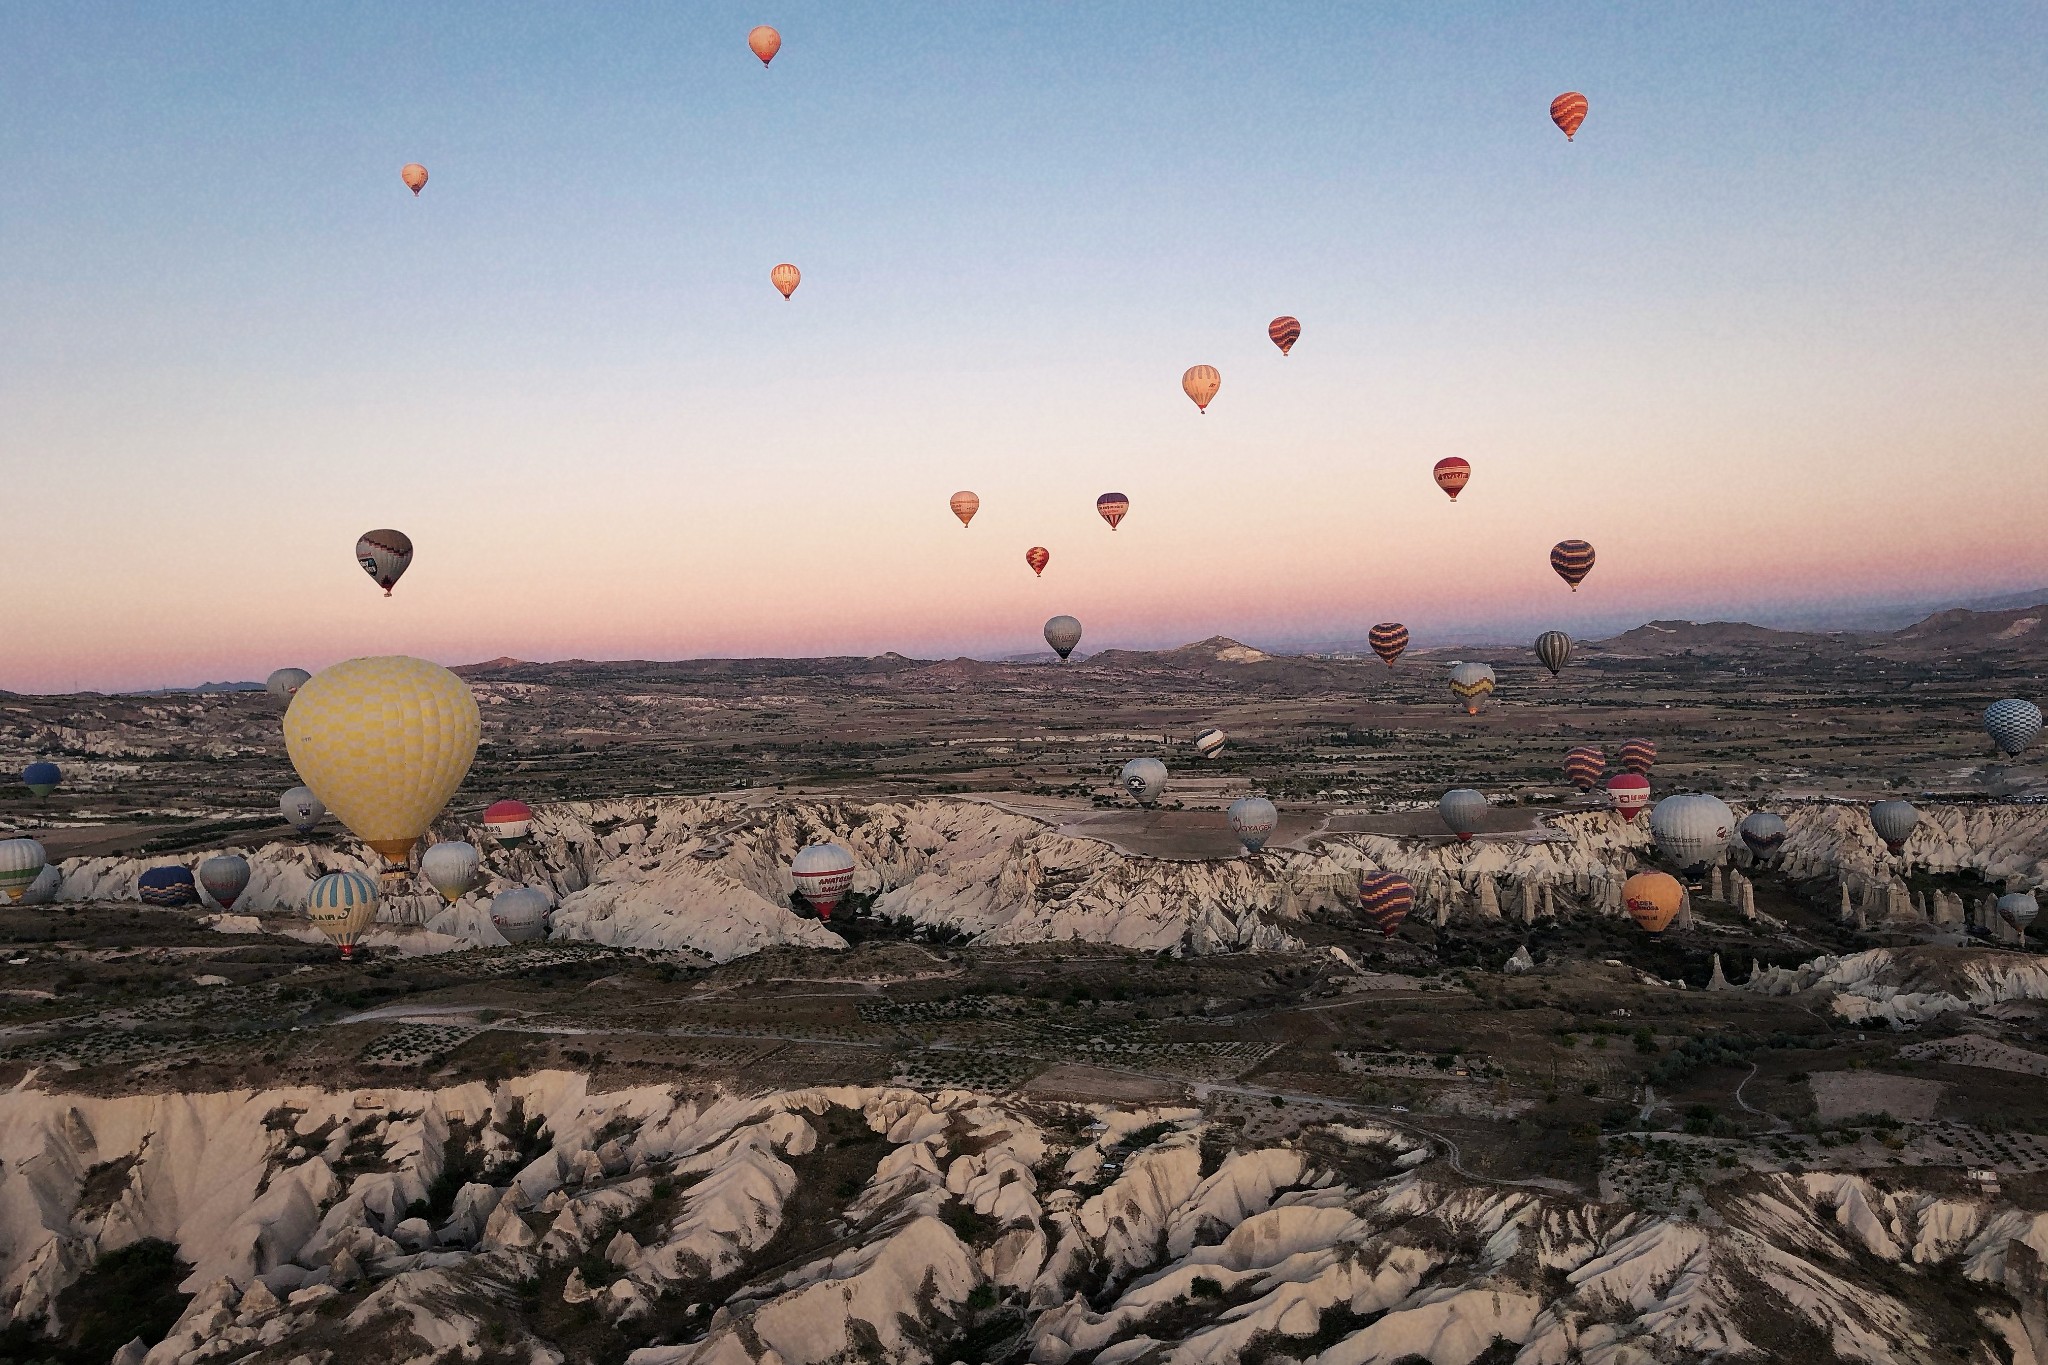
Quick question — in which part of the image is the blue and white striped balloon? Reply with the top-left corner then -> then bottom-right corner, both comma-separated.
1983,698 -> 2042,758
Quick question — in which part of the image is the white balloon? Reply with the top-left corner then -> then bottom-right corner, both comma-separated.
1650,793 -> 1735,872
792,843 -> 857,916
1044,615 -> 1083,660
490,886 -> 552,942
1438,789 -> 1488,841
1870,800 -> 1919,854
281,786 -> 325,834
1227,796 -> 1277,853
0,838 -> 48,901
1120,757 -> 1168,806
422,841 -> 481,904
1194,728 -> 1227,759
198,854 -> 251,910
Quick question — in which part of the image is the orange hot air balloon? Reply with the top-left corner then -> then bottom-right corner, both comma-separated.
1433,457 -> 1471,502
1622,871 -> 1683,933
1268,316 -> 1301,356
1551,92 -> 1588,141
1182,365 -> 1220,413
949,491 -> 979,527
1025,546 -> 1049,576
401,163 -> 428,195
771,263 -> 801,299
749,25 -> 782,66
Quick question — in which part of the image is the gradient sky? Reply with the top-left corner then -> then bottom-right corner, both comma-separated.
4,2 -> 2045,692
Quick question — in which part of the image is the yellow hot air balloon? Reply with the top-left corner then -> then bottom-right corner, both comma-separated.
1182,364 -> 1220,413
284,656 -> 481,867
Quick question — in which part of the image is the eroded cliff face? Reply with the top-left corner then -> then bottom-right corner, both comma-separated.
1,1077 -> 2042,1365
39,796 -> 2048,965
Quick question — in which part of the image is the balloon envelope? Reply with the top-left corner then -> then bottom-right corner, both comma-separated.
1551,92 -> 1588,140
1550,540 -> 1595,591
1044,615 -> 1082,660
266,669 -> 311,704
284,657 -> 481,865
138,865 -> 198,908
198,854 -> 250,910
491,886 -> 552,942
1439,788 -> 1487,842
1563,747 -> 1605,791
1369,624 -> 1408,668
771,263 -> 800,298
949,491 -> 980,527
1227,796 -> 1277,853
1433,458 -> 1471,501
1357,871 -> 1413,937
1120,757 -> 1167,807
18,864 -> 59,906
307,871 -> 379,956
1182,365 -> 1220,412
422,841 -> 481,904
1096,493 -> 1130,529
21,762 -> 59,797
483,799 -> 534,844
1650,794 -> 1735,874
1984,699 -> 2043,757
1607,773 -> 1650,821
1619,739 -> 1657,775
748,25 -> 781,64
1025,547 -> 1049,577
1738,811 -> 1787,860
401,162 -> 428,194
356,529 -> 413,596
1194,728 -> 1226,759
792,842 -> 856,918
280,786 -> 325,834
1534,631 -> 1573,676
1268,316 -> 1300,356
1870,800 -> 1919,854
1623,871 -> 1682,932
0,839 -> 48,901
1447,662 -> 1496,715
1996,892 -> 2039,931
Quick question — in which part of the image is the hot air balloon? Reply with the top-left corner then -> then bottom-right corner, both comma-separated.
137,865 -> 198,908
283,656 -> 481,867
1268,316 -> 1300,356
1534,631 -> 1573,677
421,841 -> 481,904
1984,699 -> 2043,757
949,491 -> 980,528
1870,800 -> 1918,856
280,786 -> 325,835
1448,662 -> 1496,715
1228,795 -> 1277,853
401,163 -> 428,195
483,799 -> 534,845
793,843 -> 856,919
1738,811 -> 1787,861
356,529 -> 413,596
1619,739 -> 1657,775
21,762 -> 59,798
1025,547 -> 1049,577
1564,746 -> 1605,791
1550,92 -> 1588,141
1439,788 -> 1488,842
1433,458 -> 1471,502
771,263 -> 800,298
748,24 -> 781,65
0,839 -> 48,901
266,669 -> 311,704
307,870 -> 378,958
1357,872 -> 1413,938
1120,757 -> 1167,807
491,886 -> 552,943
198,854 -> 250,910
1182,365 -> 1220,413
1623,871 -> 1682,933
1650,794 -> 1734,876
19,865 -> 58,906
1194,728 -> 1226,760
1997,891 -> 2039,939
1369,624 -> 1409,668
1096,493 -> 1130,529
1607,773 -> 1650,822
1044,615 -> 1082,660
1550,540 -> 1595,591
